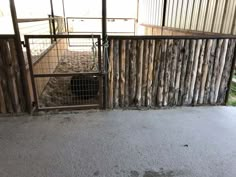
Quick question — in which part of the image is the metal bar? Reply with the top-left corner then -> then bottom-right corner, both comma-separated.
225,42 -> 236,104
0,35 -> 16,39
66,17 -> 136,20
108,35 -> 236,40
220,0 -> 229,33
211,0 -> 219,32
50,0 -> 56,35
162,0 -> 167,35
203,0 -> 210,32
24,34 -> 101,38
97,36 -> 103,109
33,73 -> 103,77
9,0 -> 32,113
24,36 -> 39,111
102,0 -> 108,109
67,32 -> 135,34
62,0 -> 67,32
38,104 -> 100,111
17,17 -> 62,23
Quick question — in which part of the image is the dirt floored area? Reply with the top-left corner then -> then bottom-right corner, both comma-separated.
38,50 -> 100,108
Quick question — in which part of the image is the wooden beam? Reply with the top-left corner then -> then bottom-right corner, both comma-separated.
9,0 -> 32,113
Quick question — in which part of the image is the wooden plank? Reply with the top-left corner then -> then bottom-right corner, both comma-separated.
129,40 -> 137,105
141,40 -> 149,106
199,39 -> 212,104
193,39 -> 206,105
178,40 -> 190,105
119,40 -> 126,107
214,39 -> 229,103
184,40 -> 196,104
175,40 -> 185,104
210,39 -> 223,104
124,40 -> 131,107
204,40 -> 217,104
152,40 -> 162,106
113,40 -> 119,108
168,39 -> 179,106
108,39 -> 114,108
157,40 -> 167,107
136,40 -> 144,106
147,40 -> 155,106
218,39 -> 236,104
189,39 -> 202,104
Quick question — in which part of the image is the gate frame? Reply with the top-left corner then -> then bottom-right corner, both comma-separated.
24,34 -> 103,111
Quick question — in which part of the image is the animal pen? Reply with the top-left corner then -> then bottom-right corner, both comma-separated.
0,0 -> 236,113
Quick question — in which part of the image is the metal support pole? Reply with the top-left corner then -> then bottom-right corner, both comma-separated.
102,0 -> 108,109
162,0 -> 167,35
50,0 -> 56,35
62,0 -> 67,32
9,0 -> 32,113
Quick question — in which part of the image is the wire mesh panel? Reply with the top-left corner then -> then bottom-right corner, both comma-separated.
25,35 -> 102,110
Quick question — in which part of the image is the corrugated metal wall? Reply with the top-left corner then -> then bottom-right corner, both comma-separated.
139,0 -> 236,35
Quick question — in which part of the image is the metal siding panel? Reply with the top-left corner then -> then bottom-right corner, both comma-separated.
185,0 -> 194,29
191,0 -> 200,30
180,0 -> 188,29
160,0 -> 164,26
176,0 -> 183,28
168,0 -> 173,27
205,0 -> 216,32
171,0 -> 178,28
197,0 -> 207,31
213,0 -> 225,33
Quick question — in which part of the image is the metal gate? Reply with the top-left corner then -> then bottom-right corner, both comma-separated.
25,35 -> 103,111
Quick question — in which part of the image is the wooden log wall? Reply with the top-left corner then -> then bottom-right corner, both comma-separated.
108,37 -> 236,108
0,38 -> 26,113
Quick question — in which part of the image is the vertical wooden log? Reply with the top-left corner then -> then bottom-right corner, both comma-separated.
199,39 -> 212,104
175,40 -> 185,104
178,40 -> 190,105
214,39 -> 229,103
189,40 -> 202,104
129,40 -> 137,105
0,83 -> 7,113
113,40 -> 119,108
184,40 -> 196,104
204,40 -> 217,104
108,39 -> 114,108
193,39 -> 206,105
0,40 -> 14,113
168,40 -> 179,106
124,40 -> 131,107
152,40 -> 162,106
9,40 -> 24,112
119,40 -> 126,107
210,39 -> 223,104
218,39 -> 236,104
157,40 -> 167,107
163,40 -> 173,106
141,40 -> 149,106
147,40 -> 155,106
136,40 -> 144,106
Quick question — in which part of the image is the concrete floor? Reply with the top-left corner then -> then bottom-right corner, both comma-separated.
0,107 -> 236,177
